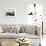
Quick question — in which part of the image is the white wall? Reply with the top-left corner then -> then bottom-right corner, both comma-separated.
0,0 -> 27,24
0,0 -> 45,24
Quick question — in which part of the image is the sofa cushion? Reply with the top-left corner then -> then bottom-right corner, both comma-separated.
35,25 -> 41,36
19,25 -> 25,33
2,25 -> 18,33
0,26 -> 3,33
24,25 -> 36,35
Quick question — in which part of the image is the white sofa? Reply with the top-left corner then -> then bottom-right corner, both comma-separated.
0,24 -> 41,44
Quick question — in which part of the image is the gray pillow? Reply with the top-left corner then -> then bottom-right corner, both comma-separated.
19,25 -> 25,33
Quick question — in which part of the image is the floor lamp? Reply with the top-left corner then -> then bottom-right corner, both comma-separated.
41,14 -> 43,40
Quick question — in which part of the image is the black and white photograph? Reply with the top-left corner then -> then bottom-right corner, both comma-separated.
5,8 -> 16,17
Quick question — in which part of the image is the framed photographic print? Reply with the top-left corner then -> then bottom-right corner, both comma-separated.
5,8 -> 16,17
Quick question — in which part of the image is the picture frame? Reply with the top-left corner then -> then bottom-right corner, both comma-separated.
5,8 -> 16,17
